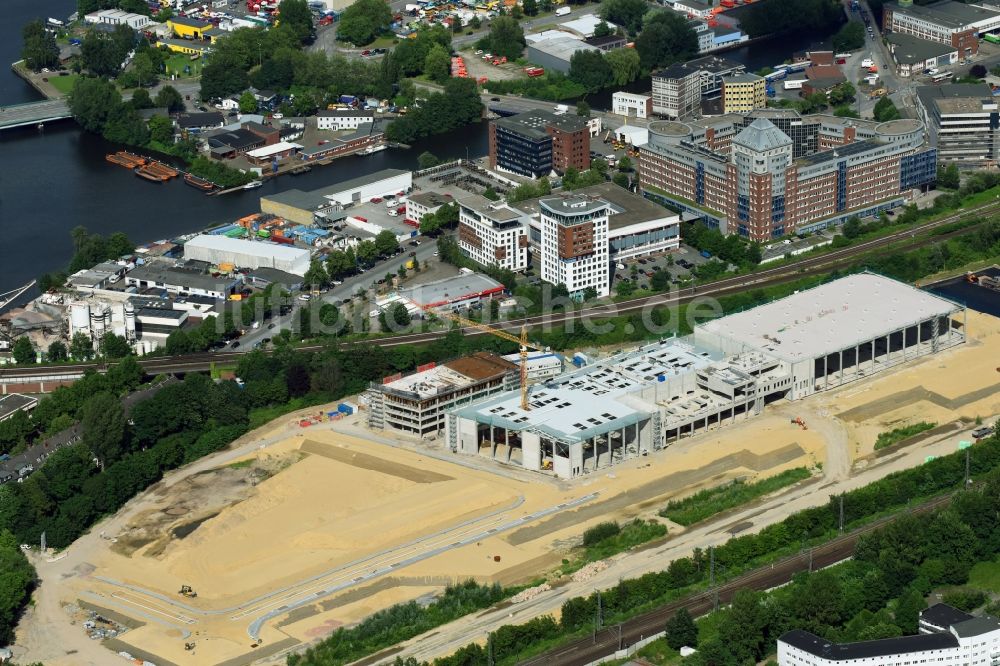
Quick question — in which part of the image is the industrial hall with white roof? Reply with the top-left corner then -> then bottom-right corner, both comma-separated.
443,273 -> 966,479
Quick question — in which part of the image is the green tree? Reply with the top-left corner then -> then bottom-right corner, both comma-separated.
80,29 -> 131,77
0,529 -> 36,646
615,279 -> 634,297
21,19 -> 59,72
600,0 -> 649,35
665,608 -> 698,650
568,50 -> 612,92
70,332 -> 94,360
651,269 -> 671,291
523,0 -> 538,15
47,340 -> 68,362
937,163 -> 960,189
68,77 -> 122,135
12,338 -> 35,365
131,51 -> 158,86
485,16 -> 525,60
970,63 -> 987,79
828,81 -> 856,107
82,391 -> 127,467
102,102 -> 149,145
356,239 -> 378,266
380,302 -> 411,330
894,587 -> 926,635
613,171 -> 629,188
424,43 -> 451,83
832,21 -> 865,53
130,87 -> 153,109
634,10 -> 696,69
606,46 -> 640,85
147,114 -> 175,144
199,53 -> 250,101
617,155 -> 632,171
100,333 -> 131,359
593,20 -> 612,38
338,0 -> 393,45
483,186 -> 499,201
239,90 -> 259,114
304,259 -> 329,288
154,85 -> 185,113
279,0 -> 315,42
842,216 -> 863,239
374,230 -> 400,257
576,100 -> 591,117
418,151 -> 440,169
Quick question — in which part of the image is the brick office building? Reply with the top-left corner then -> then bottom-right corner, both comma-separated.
488,110 -> 590,178
637,110 -> 937,242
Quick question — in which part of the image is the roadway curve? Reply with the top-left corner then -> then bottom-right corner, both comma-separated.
2,198 -> 992,384
518,493 -> 954,666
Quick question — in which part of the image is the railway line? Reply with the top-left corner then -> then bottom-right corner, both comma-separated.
518,493 -> 954,666
1,198 -> 993,384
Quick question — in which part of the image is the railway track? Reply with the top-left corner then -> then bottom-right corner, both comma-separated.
518,493 -> 954,666
1,198 -> 994,383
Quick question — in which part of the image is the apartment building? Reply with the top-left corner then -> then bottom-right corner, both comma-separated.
488,110 -> 590,178
456,194 -> 531,272
916,83 -> 1000,167
539,196 -> 611,298
638,110 -> 937,241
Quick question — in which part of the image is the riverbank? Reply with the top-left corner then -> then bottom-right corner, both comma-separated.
10,59 -> 65,100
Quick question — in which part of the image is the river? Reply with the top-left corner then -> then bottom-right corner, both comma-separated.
0,0 -> 839,295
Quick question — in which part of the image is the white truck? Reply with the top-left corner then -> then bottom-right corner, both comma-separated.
556,6 -> 571,16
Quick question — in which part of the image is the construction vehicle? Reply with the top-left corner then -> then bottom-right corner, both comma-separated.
791,417 -> 808,430
185,643 -> 196,651
419,305 -> 542,411
179,585 -> 197,598
869,87 -> 887,99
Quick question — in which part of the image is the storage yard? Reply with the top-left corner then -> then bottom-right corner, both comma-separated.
28,300 -> 1000,666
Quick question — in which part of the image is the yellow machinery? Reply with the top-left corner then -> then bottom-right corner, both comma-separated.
420,305 -> 541,412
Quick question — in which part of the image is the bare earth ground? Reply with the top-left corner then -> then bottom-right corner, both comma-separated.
11,310 -> 1000,666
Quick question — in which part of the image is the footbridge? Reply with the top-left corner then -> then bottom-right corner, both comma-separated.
0,99 -> 72,130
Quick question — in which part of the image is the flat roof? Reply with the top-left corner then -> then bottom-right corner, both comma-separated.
780,629 -> 958,660
170,16 -> 213,28
920,603 -> 974,628
494,109 -> 587,140
0,394 -> 38,421
456,194 -> 527,222
454,337 -> 723,441
408,191 -> 451,208
128,264 -> 233,292
886,32 -> 957,64
247,267 -> 303,284
399,272 -> 505,308
184,234 -> 310,261
515,182 -> 679,232
891,0 -> 1000,29
261,188 -> 332,211
317,109 -> 374,117
696,273 -> 961,362
135,307 -> 187,320
381,352 -> 515,399
314,168 -> 410,197
245,141 -> 303,158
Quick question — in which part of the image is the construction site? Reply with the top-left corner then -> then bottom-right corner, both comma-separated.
20,276 -> 1000,666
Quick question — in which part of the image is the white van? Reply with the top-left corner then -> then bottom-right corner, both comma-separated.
556,5 -> 570,15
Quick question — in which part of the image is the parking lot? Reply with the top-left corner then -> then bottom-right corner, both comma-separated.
612,244 -> 713,290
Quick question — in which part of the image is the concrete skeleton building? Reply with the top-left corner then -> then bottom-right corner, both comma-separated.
366,352 -> 518,436
637,109 -> 938,241
778,604 -> 1000,666
444,273 -> 966,478
916,83 -> 1000,168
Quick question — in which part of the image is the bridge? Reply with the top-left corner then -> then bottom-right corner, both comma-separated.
0,99 -> 72,130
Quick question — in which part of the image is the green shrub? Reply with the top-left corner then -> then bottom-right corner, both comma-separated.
582,521 -> 621,547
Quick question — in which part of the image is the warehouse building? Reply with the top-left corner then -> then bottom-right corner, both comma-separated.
125,262 -> 241,299
260,189 -> 340,226
366,352 -> 518,437
489,110 -> 591,178
182,235 -> 311,276
883,0 -> 1000,57
916,83 -> 1000,167
526,34 -> 600,74
313,168 -> 411,205
445,273 -> 965,478
168,16 -> 213,39
259,169 -> 410,224
638,111 -> 937,241
778,604 -> 1000,666
886,32 -> 959,77
397,271 -> 506,311
84,9 -> 153,29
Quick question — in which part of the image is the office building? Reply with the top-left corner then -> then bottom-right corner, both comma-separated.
446,273 -> 965,478
778,604 -> 1000,666
456,194 -> 531,272
405,191 -> 451,225
652,56 -> 746,119
916,83 -> 1000,167
489,110 -> 591,178
722,73 -> 767,113
883,0 -> 1000,57
539,196 -> 611,298
637,110 -> 937,241
366,352 -> 518,437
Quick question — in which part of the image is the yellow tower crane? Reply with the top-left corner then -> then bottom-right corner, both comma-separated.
420,306 -> 541,412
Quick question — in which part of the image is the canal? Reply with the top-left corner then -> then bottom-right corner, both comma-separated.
1,0 -> 839,294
